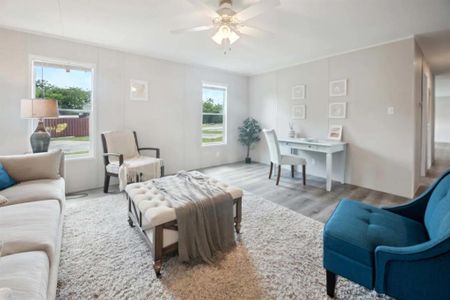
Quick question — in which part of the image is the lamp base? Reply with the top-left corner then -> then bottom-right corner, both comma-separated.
30,120 -> 50,153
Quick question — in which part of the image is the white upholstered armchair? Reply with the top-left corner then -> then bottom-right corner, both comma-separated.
101,131 -> 164,193
263,129 -> 306,186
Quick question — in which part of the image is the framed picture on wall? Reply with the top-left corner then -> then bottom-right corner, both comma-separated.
329,79 -> 347,97
130,79 -> 148,101
292,104 -> 306,120
329,102 -> 347,119
328,125 -> 343,141
292,85 -> 306,100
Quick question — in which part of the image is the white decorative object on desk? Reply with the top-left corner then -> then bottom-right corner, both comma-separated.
292,85 -> 306,100
329,79 -> 347,97
292,104 -> 306,120
329,102 -> 347,119
328,125 -> 343,141
130,79 -> 148,101
288,122 -> 295,138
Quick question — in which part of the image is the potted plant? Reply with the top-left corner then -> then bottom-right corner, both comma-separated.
238,117 -> 262,164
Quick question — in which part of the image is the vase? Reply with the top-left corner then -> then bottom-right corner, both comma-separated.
289,130 -> 295,138
245,157 -> 251,164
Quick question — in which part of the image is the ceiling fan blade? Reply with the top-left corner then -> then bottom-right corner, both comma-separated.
171,25 -> 214,34
238,25 -> 275,39
185,0 -> 220,19
234,0 -> 280,22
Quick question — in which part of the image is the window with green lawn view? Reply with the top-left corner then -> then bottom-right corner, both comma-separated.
32,59 -> 93,158
202,84 -> 227,145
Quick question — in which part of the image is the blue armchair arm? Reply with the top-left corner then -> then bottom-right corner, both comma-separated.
375,237 -> 450,294
383,169 -> 450,223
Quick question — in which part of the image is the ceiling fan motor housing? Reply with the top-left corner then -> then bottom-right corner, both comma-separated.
220,0 -> 232,6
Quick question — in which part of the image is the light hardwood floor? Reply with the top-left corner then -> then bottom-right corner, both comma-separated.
200,163 -> 408,223
74,143 -> 449,224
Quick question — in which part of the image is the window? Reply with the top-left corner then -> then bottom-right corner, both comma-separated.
202,84 -> 227,145
32,58 -> 94,158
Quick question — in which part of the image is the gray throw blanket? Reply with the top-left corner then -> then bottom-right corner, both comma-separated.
151,171 -> 236,263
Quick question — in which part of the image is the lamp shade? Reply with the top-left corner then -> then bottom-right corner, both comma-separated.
21,99 -> 59,119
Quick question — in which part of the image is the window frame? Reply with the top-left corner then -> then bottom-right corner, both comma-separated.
29,55 -> 96,160
201,82 -> 227,147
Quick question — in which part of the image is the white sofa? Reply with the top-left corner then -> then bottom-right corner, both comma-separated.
0,150 -> 65,300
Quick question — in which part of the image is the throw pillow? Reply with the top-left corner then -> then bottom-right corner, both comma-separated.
0,195 -> 8,206
0,149 -> 62,182
0,164 -> 16,190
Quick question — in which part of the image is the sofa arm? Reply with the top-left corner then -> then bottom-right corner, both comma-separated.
375,237 -> 450,293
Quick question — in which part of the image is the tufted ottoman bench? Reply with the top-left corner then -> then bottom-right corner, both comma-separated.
125,172 -> 243,276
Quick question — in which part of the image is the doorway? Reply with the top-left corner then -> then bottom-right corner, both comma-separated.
433,73 -> 450,176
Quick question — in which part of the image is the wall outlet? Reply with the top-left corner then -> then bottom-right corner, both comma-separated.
311,159 -> 316,165
216,151 -> 220,157
387,107 -> 395,115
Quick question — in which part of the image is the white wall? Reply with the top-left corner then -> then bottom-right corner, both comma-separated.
435,97 -> 450,142
250,38 -> 418,198
0,28 -> 249,192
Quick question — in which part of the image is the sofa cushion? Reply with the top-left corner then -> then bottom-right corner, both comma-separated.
0,164 -> 15,191
424,173 -> 450,239
0,200 -> 60,266
0,178 -> 65,208
324,199 -> 428,266
0,150 -> 62,182
0,288 -> 12,300
0,251 -> 49,300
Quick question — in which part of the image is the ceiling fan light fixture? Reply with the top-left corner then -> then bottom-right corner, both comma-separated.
212,25 -> 240,45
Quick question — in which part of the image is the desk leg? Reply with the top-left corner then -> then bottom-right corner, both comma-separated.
341,148 -> 346,184
326,153 -> 332,192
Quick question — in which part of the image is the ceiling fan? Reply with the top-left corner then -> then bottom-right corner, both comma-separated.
171,0 -> 281,54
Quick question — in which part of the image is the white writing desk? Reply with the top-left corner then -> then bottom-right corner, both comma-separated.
278,137 -> 347,192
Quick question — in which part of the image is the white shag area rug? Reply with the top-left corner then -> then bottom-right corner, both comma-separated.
57,192 -> 388,300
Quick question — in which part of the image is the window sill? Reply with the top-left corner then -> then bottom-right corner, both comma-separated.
64,155 -> 96,162
201,142 -> 227,147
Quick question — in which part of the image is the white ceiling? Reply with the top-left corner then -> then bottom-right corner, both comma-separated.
1,0 -> 450,75
416,30 -> 450,75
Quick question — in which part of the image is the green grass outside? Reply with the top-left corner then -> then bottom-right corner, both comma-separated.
51,136 -> 90,142
202,137 -> 224,143
202,129 -> 223,134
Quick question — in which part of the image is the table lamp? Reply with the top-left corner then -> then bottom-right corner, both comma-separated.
21,99 -> 59,153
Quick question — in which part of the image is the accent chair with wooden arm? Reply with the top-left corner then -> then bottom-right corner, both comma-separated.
101,130 -> 164,193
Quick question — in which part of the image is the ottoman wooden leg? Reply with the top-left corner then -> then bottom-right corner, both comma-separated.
154,224 -> 163,277
326,270 -> 336,297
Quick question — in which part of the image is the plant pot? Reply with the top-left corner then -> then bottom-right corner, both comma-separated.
245,157 -> 252,164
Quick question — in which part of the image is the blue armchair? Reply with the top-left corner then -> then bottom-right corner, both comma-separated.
323,169 -> 450,299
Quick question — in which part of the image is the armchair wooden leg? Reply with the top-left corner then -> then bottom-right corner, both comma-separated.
269,162 -> 273,179
276,165 -> 281,185
103,174 -> 110,193
302,165 -> 306,186
291,165 -> 295,178
326,270 -> 336,298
